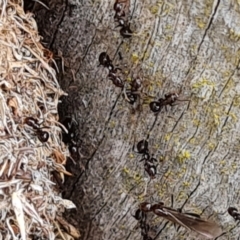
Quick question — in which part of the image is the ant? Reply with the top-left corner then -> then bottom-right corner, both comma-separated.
142,157 -> 157,179
98,52 -> 114,71
24,117 -> 49,142
132,209 -> 153,240
228,207 -> 240,220
134,140 -> 157,179
113,0 -> 133,38
149,92 -> 189,113
99,52 -> 124,88
124,77 -> 143,111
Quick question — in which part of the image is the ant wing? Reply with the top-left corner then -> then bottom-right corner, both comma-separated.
154,207 -> 222,239
174,212 -> 222,239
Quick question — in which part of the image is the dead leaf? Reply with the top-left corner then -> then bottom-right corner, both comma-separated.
7,97 -> 18,116
56,216 -> 81,239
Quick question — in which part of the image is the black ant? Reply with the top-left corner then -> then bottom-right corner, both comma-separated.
228,207 -> 240,220
139,152 -> 157,180
150,92 -> 189,113
99,52 -> 124,88
113,0 -> 133,38
98,52 -> 114,71
143,158 -> 157,179
132,208 -> 153,240
134,140 -> 157,179
24,117 -> 49,142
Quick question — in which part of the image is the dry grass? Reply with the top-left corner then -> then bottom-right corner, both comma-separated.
0,0 -> 79,239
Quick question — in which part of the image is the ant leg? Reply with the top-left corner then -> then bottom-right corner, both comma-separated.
123,88 -> 132,103
177,98 -> 191,102
139,156 -> 146,162
143,177 -> 150,196
171,194 -> 174,208
116,0 -> 128,3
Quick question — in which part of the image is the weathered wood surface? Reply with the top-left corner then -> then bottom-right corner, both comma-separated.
28,0 -> 240,239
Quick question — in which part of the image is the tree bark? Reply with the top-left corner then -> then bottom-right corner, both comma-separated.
26,0 -> 240,239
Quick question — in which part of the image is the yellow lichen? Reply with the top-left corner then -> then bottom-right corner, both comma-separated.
208,142 -> 216,150
193,119 -> 200,126
192,78 -> 215,89
148,62 -> 155,68
182,181 -> 191,187
177,191 -> 187,200
110,121 -> 115,128
220,160 -> 226,166
150,5 -> 159,15
195,18 -> 206,29
164,134 -> 171,141
137,194 -> 145,201
177,150 -> 191,164
213,113 -> 220,126
228,112 -> 237,123
133,173 -> 142,183
122,167 -> 130,174
231,163 -> 237,170
229,28 -> 240,41
131,53 -> 139,64
189,138 -> 196,145
128,153 -> 135,159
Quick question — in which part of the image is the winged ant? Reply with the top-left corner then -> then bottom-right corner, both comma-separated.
138,201 -> 222,239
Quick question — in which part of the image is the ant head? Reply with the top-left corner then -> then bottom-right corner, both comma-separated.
139,202 -> 152,212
